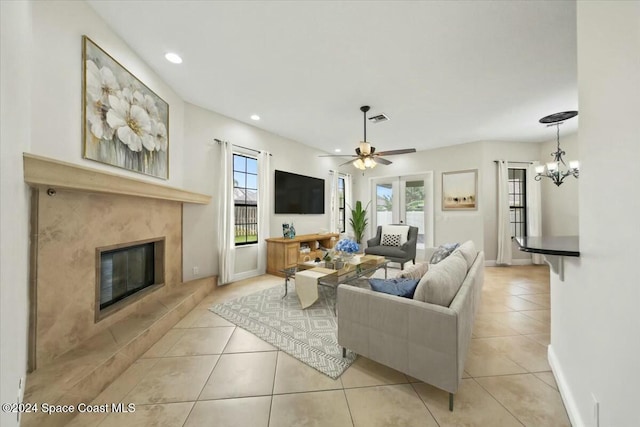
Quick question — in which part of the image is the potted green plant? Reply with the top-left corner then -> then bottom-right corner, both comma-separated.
348,200 -> 370,245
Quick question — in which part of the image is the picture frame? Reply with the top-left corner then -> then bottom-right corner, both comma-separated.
82,36 -> 169,179
442,169 -> 478,210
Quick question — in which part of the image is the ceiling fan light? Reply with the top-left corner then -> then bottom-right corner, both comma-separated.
353,158 -> 366,170
359,141 -> 371,155
363,157 -> 376,168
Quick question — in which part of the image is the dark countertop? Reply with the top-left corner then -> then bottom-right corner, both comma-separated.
514,236 -> 580,257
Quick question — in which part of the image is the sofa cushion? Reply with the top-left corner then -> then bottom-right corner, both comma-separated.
414,251 -> 467,306
396,262 -> 429,281
454,240 -> 477,269
381,225 -> 410,245
429,243 -> 459,264
381,233 -> 402,247
368,278 -> 420,298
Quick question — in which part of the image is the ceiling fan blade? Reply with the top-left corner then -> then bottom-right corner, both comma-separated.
374,148 -> 417,156
374,157 -> 392,165
318,154 -> 358,158
339,159 -> 358,167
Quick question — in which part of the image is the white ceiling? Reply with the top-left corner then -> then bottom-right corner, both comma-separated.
87,0 -> 577,155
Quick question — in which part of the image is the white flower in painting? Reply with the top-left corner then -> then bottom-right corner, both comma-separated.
121,88 -> 160,121
86,103 -> 114,140
119,87 -> 145,107
86,60 -> 119,101
106,94 -> 154,152
141,94 -> 159,119
151,120 -> 168,152
85,60 -> 119,140
141,124 -> 157,152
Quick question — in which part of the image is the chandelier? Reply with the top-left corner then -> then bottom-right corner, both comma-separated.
535,111 -> 579,186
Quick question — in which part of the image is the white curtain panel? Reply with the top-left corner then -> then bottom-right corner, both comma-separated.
496,160 -> 513,265
344,173 -> 353,239
329,171 -> 339,234
257,150 -> 271,273
217,141 -> 236,284
527,162 -> 545,265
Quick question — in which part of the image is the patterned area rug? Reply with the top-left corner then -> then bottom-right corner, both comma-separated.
210,281 -> 356,379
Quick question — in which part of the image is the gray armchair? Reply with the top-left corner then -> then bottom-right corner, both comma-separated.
364,225 -> 418,269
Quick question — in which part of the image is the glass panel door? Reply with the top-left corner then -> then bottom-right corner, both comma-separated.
372,173 -> 433,250
402,179 -> 426,249
376,182 -> 394,229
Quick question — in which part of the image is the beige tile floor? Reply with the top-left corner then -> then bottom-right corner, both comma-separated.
67,265 -> 570,427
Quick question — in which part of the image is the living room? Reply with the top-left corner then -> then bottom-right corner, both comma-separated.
1,1 -> 638,427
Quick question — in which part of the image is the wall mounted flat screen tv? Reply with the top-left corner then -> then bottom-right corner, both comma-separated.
274,170 -> 325,214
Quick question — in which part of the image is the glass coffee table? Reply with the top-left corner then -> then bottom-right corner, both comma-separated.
280,257 -> 389,312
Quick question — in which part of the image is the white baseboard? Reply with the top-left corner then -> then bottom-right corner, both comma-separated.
484,259 -> 533,267
548,345 -> 585,427
232,269 -> 262,282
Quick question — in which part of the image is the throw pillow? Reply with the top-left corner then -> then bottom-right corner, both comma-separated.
368,278 -> 420,298
380,225 -> 410,245
381,233 -> 402,247
396,262 -> 429,281
414,251 -> 467,306
429,242 -> 460,264
453,240 -> 477,269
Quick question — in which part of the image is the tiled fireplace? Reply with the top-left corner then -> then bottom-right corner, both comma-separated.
20,154 -> 215,370
30,188 -> 182,368
22,155 -> 213,427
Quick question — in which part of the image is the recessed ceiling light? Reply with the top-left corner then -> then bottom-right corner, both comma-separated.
335,149 -> 342,153
164,52 -> 182,64
250,114 -> 260,121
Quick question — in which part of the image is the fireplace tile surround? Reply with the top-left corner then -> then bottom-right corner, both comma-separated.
20,154 -> 213,426
24,154 -> 212,370
33,187 -> 182,367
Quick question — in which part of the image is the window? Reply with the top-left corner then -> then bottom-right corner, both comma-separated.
508,168 -> 527,238
233,154 -> 258,245
338,177 -> 345,233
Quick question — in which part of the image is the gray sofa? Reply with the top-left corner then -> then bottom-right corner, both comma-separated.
337,241 -> 484,410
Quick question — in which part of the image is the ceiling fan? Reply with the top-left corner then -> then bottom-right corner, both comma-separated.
320,106 -> 416,170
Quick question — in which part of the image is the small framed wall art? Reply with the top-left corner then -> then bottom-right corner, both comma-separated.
82,36 -> 169,179
442,169 -> 478,210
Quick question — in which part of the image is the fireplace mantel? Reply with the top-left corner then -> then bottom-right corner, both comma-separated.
23,153 -> 211,204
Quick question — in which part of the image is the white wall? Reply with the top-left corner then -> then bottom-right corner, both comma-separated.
0,2 -> 32,426
6,0 -> 342,291
30,0 -> 185,187
182,103 -> 340,280
351,141 -> 483,255
549,3 -> 640,426
350,139 -> 543,262
540,132 -> 579,236
0,4 -> 189,419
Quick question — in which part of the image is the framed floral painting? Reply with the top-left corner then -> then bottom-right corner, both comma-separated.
442,169 -> 478,210
82,36 -> 169,179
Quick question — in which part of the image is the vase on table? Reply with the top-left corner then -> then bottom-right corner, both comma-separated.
342,252 -> 355,261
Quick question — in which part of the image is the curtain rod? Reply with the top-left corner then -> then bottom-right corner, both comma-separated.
329,170 -> 351,176
493,160 -> 534,164
214,139 -> 272,156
